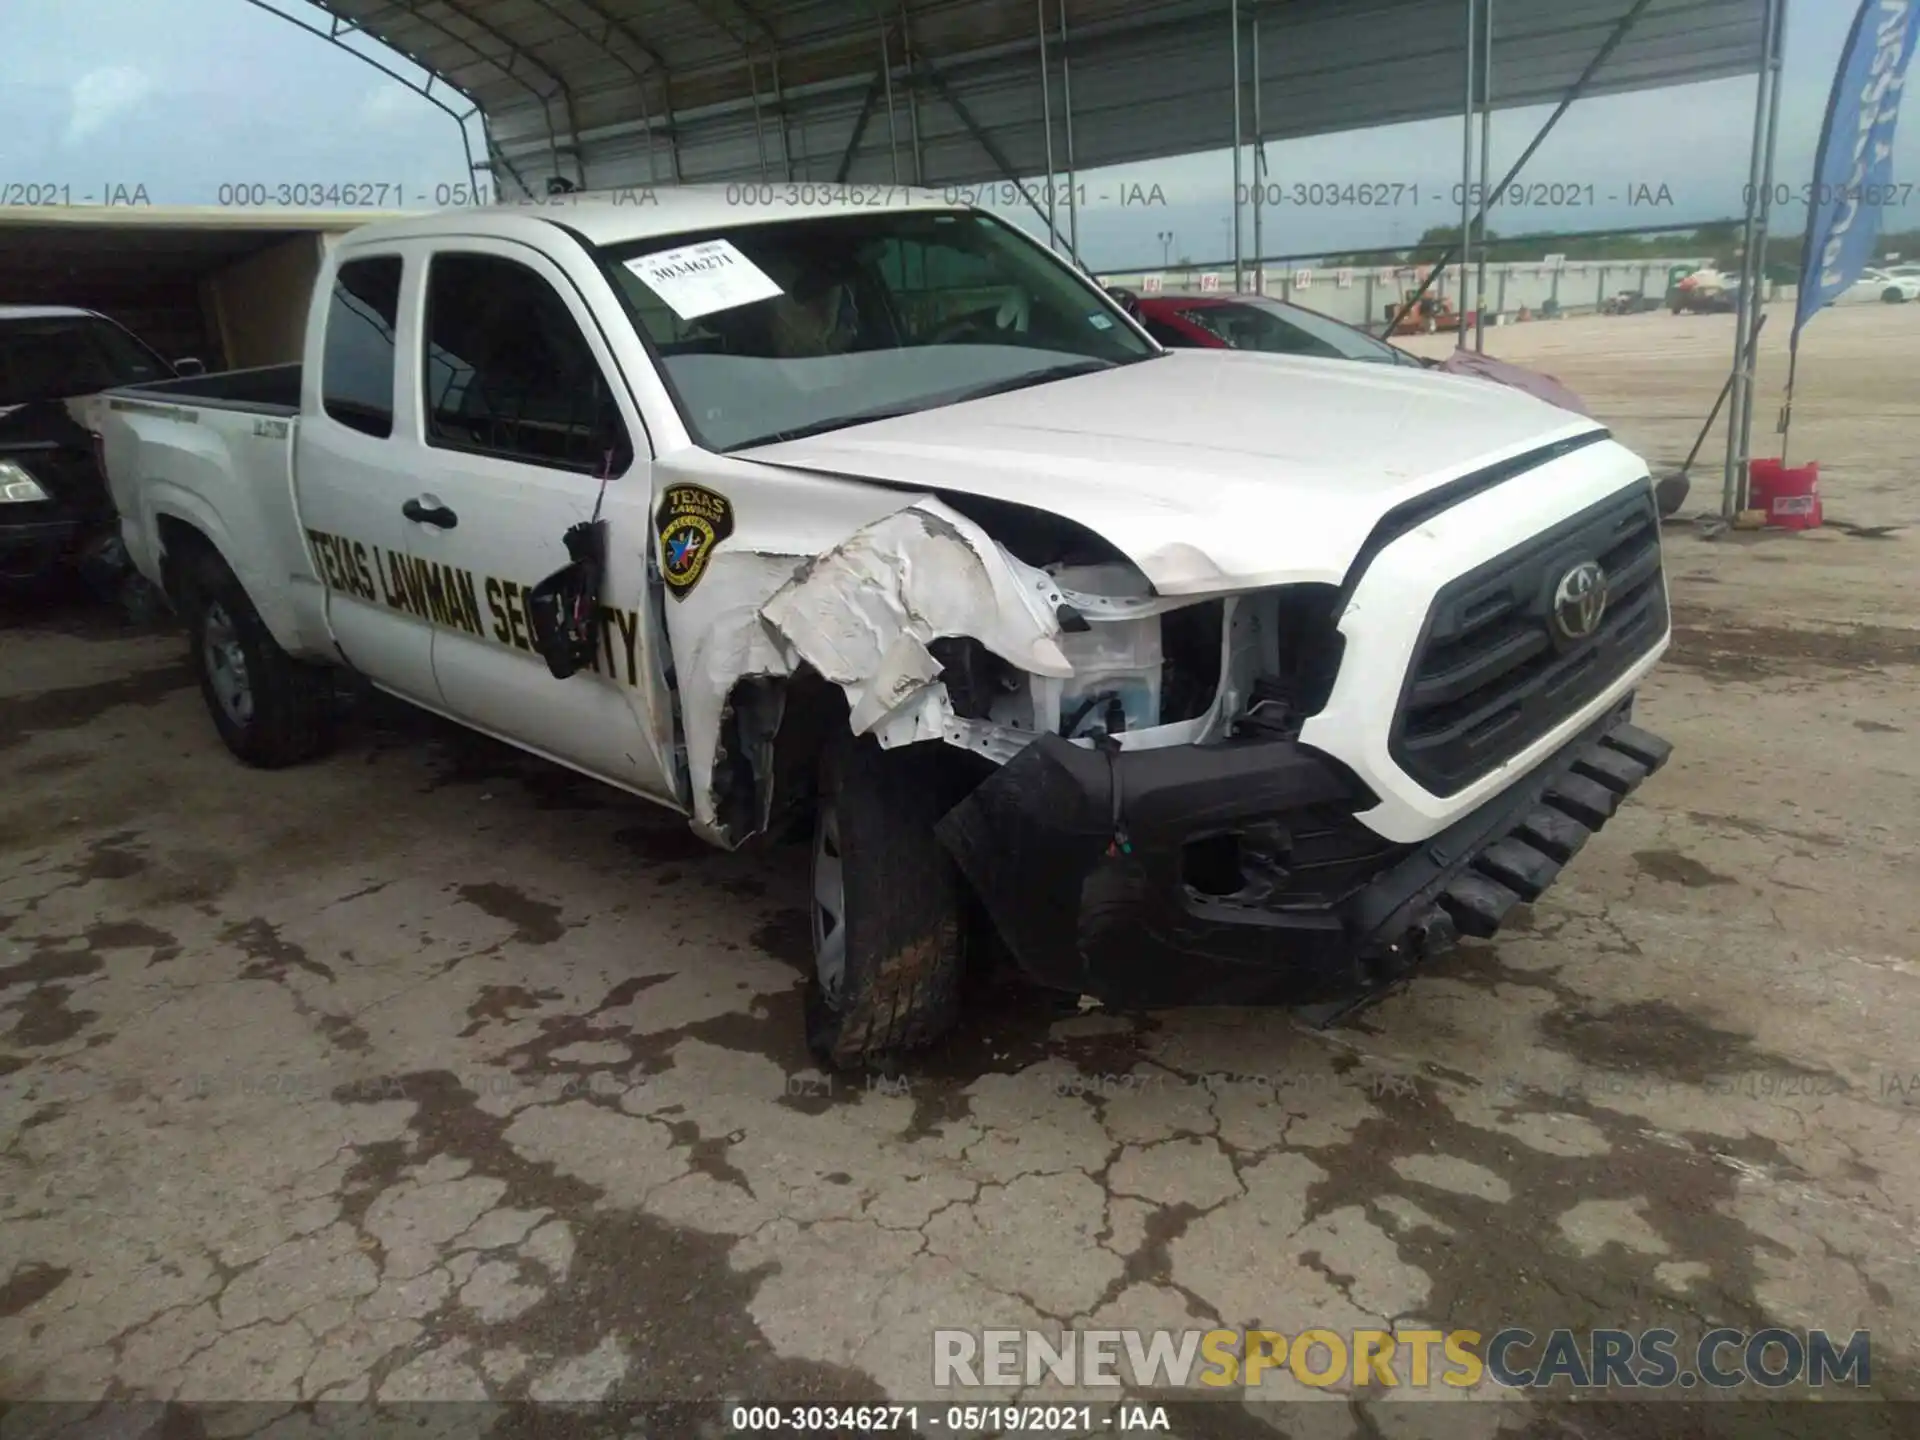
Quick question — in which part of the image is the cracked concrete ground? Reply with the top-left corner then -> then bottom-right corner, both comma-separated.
3,304 -> 1918,1434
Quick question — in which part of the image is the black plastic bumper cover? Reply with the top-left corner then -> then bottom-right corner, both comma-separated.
935,701 -> 1670,1007
0,517 -> 79,582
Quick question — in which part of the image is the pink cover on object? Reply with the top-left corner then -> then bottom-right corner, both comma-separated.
1436,348 -> 1594,418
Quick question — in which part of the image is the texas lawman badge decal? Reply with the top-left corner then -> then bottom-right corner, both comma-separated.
654,484 -> 734,600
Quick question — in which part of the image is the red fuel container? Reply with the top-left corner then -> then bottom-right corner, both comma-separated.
1747,458 -> 1821,530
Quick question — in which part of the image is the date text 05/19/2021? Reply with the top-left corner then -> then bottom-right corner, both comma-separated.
726,1404 -> 1168,1433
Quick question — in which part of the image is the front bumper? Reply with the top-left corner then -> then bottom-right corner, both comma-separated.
0,516 -> 79,582
935,699 -> 1670,1007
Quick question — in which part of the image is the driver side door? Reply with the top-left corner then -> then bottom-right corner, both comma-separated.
394,237 -> 678,804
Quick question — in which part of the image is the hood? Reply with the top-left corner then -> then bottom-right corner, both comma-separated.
740,349 -> 1612,594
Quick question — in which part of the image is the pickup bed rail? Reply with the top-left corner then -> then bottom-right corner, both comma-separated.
109,362 -> 300,416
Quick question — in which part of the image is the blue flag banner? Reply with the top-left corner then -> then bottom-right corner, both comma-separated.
1795,0 -> 1920,335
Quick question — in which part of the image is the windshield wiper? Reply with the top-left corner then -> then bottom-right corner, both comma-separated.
727,402 -> 926,452
939,357 -> 1122,406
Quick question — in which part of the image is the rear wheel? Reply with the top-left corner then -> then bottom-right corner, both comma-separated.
1884,287 -> 1906,305
181,548 -> 334,768
805,731 -> 966,1067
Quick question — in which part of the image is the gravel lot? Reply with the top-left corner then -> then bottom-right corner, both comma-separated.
3,301 -> 1917,1434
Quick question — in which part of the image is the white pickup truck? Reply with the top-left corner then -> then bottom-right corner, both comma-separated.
97,188 -> 1672,1066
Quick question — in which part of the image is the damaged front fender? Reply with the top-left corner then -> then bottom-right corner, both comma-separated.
678,495 -> 1081,845
758,498 -> 1075,742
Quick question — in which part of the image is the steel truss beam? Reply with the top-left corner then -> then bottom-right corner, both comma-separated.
1385,0 -> 1661,339
518,0 -> 679,182
243,0 -> 493,194
310,0 -> 577,188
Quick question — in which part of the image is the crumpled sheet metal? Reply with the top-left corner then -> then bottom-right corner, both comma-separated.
682,498 -> 1075,840
758,498 -> 1073,740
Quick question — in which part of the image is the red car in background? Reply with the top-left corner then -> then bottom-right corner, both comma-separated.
1117,291 -> 1594,419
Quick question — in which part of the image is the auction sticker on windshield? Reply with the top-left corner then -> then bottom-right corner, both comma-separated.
624,239 -> 782,320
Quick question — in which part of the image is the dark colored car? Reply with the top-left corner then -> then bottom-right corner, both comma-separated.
1115,291 -> 1594,418
0,305 -> 200,589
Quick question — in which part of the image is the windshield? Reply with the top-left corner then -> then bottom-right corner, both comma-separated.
597,209 -> 1157,451
1171,298 -> 1405,366
0,315 -> 171,404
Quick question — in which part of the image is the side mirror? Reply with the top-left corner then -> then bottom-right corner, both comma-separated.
172,357 -> 206,377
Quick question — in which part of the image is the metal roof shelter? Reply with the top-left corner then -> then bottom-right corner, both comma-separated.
292,0 -> 1766,200
255,0 -> 1785,515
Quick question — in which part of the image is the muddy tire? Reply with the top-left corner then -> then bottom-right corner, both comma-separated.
805,731 -> 966,1067
180,547 -> 334,768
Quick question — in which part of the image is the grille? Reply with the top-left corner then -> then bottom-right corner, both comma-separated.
1390,484 -> 1667,797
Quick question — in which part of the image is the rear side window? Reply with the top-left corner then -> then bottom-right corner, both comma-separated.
322,257 -> 403,438
422,253 -> 632,474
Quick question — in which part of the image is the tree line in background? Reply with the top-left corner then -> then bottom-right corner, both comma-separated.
1313,223 -> 1920,278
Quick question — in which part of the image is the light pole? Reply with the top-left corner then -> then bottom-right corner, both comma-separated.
1158,230 -> 1174,266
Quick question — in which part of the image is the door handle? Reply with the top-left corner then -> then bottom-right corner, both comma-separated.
402,498 -> 458,529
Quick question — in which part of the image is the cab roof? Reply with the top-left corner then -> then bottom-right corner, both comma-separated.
344,184 -> 970,254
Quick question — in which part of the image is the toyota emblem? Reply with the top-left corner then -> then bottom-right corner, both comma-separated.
1551,561 -> 1609,642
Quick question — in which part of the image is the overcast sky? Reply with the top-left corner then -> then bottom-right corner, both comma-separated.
0,0 -> 1911,269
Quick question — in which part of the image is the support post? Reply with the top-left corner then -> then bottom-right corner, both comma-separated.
750,54 -> 769,180
1749,0 -> 1788,461
1458,0 -> 1476,348
1038,0 -> 1057,249
1061,1 -> 1080,264
1475,0 -> 1494,349
880,17 -> 901,184
901,4 -> 925,182
836,75 -> 884,184
1231,0 -> 1244,291
1720,0 -> 1781,520
1386,0 -> 1657,340
773,52 -> 797,180
663,76 -> 684,183
1252,11 -> 1264,294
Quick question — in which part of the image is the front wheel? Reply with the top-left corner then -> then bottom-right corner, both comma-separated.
806,732 -> 966,1067
182,549 -> 335,768
1884,287 -> 1906,305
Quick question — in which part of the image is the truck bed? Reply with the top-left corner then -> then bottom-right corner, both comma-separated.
97,359 -> 321,657
111,362 -> 300,416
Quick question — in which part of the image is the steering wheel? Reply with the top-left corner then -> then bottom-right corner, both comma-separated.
930,295 -> 1027,345
929,312 -> 994,345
